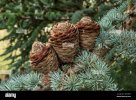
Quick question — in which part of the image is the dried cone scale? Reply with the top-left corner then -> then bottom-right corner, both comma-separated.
76,16 -> 100,51
49,21 -> 79,63
29,41 -> 59,74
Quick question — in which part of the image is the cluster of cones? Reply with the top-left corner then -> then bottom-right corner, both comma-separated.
29,16 -> 101,89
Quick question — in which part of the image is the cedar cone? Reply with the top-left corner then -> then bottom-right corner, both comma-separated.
29,41 -> 59,74
49,21 -> 79,63
76,16 -> 100,51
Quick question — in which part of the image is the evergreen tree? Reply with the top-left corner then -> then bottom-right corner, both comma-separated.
0,0 -> 136,91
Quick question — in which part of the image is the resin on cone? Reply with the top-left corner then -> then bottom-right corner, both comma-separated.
29,41 -> 59,74
49,21 -> 79,63
76,16 -> 100,51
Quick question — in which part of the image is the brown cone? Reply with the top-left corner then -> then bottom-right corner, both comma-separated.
76,16 -> 100,51
29,41 -> 59,74
49,21 -> 79,63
